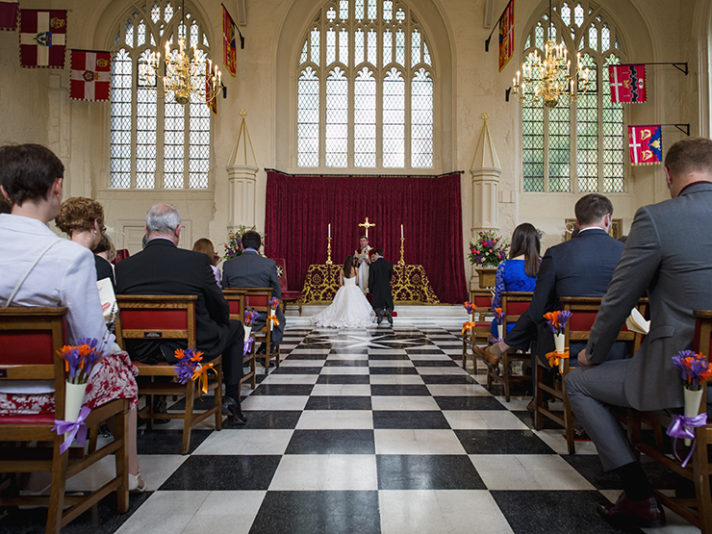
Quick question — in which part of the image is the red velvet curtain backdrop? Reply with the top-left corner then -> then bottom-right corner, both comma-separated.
264,170 -> 468,304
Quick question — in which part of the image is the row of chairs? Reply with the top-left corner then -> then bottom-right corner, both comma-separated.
461,290 -> 712,532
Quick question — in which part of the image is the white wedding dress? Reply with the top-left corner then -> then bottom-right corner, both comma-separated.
312,275 -> 376,328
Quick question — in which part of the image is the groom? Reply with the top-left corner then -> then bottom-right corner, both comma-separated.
369,248 -> 394,326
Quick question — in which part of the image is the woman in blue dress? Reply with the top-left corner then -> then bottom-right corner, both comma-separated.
490,223 -> 541,338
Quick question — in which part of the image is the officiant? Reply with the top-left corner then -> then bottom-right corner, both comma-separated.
355,235 -> 371,294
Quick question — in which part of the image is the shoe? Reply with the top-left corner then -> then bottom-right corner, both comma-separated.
129,473 -> 146,493
386,313 -> 393,326
377,316 -> 383,326
597,493 -> 665,528
474,344 -> 504,367
222,397 -> 247,425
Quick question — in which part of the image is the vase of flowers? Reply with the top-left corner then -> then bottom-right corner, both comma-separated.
672,350 -> 711,445
58,338 -> 104,421
494,308 -> 505,340
543,310 -> 572,374
469,231 -> 508,288
224,225 -> 266,260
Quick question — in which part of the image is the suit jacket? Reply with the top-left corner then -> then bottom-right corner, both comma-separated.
369,257 -> 394,309
587,182 -> 712,411
115,238 -> 230,360
506,228 -> 625,358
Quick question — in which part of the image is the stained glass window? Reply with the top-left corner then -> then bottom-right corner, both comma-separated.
297,0 -> 434,169
521,0 -> 625,193
109,0 -> 212,190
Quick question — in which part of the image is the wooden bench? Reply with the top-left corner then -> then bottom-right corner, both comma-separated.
222,288 -> 257,396
462,289 -> 493,374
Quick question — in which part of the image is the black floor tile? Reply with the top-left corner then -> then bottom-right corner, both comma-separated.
225,410 -> 302,429
490,490 -> 635,534
249,491 -> 381,534
137,428 -> 212,455
373,410 -> 450,429
433,396 -> 506,411
454,429 -> 555,454
317,374 -> 371,384
323,359 -> 370,367
250,384 -> 315,396
406,348 -> 445,355
511,410 -> 562,430
562,455 -> 689,491
421,375 -> 476,384
270,366 -> 323,374
376,454 -> 485,489
369,366 -> 419,375
370,384 -> 430,396
329,348 -> 369,355
368,354 -> 411,360
283,353 -> 329,360
285,429 -> 375,454
304,395 -> 373,410
160,455 -> 280,490
412,360 -> 459,367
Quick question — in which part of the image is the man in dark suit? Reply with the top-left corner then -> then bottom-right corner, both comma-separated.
115,203 -> 246,423
567,137 -> 712,528
369,248 -> 394,326
476,193 -> 625,367
222,231 -> 285,347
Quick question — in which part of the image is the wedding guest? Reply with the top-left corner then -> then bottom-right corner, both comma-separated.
193,238 -> 222,288
55,196 -> 114,286
567,137 -> 712,528
369,248 -> 394,326
95,232 -> 117,264
0,144 -> 144,491
490,223 -> 541,338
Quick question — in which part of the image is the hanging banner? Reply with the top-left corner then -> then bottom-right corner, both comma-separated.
628,125 -> 662,165
498,0 -> 514,71
70,50 -> 111,101
19,9 -> 67,68
222,4 -> 237,77
0,0 -> 18,31
609,64 -> 647,103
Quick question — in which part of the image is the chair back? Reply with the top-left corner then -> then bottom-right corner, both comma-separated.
242,287 -> 274,312
273,258 -> 289,293
501,291 -> 533,330
223,289 -> 246,322
693,310 -> 712,356
115,295 -> 197,349
559,296 -> 638,346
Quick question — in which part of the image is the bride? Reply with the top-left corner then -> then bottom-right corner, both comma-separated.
312,255 -> 376,328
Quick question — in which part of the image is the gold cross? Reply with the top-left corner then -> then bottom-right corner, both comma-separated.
358,217 -> 376,238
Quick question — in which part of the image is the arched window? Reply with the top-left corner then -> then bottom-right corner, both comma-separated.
521,0 -> 625,193
109,0 -> 212,189
297,0 -> 434,169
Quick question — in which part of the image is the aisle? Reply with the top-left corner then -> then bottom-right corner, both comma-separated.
0,324 -> 696,533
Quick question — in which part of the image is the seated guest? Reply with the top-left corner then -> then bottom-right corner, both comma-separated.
476,194 -> 626,371
55,196 -> 114,286
95,231 -> 117,266
115,204 -> 247,423
0,144 -> 144,491
193,238 -> 222,289
490,223 -> 540,338
222,230 -> 285,350
566,137 -> 712,528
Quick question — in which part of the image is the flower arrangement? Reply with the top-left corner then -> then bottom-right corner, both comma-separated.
468,231 -> 509,267
244,308 -> 259,327
543,310 -> 572,335
58,338 -> 104,385
268,297 -> 281,330
270,297 -> 281,310
672,350 -> 712,390
493,308 -> 505,325
174,348 -> 204,385
223,225 -> 266,260
463,301 -> 475,316
243,308 -> 259,353
543,310 -> 573,371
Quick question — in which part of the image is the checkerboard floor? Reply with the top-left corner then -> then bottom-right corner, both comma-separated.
0,324 -> 700,533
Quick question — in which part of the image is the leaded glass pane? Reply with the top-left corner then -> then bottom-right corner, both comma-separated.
354,68 -> 376,167
588,25 -> 598,50
367,0 -> 376,20
151,1 -> 160,23
383,0 -> 393,21
326,6 -> 336,22
602,54 -> 624,192
411,68 -> 432,168
576,54 -> 598,192
535,23 -> 545,49
561,2 -> 571,25
411,29 -> 421,66
188,59 -> 210,189
163,99 -> 184,189
339,28 -> 348,66
367,28 -> 377,65
164,3 -> 173,22
395,29 -> 405,65
190,23 -> 198,48
125,21 -> 134,46
110,49 -> 132,189
135,86 -> 157,189
297,67 -> 319,167
137,22 -> 146,45
383,29 -> 392,65
574,3 -> 584,26
326,67 -> 348,167
395,8 -> 405,22
300,42 -> 308,63
548,93 -> 570,192
354,29 -> 364,64
601,24 -> 610,50
326,29 -> 336,65
423,42 -> 430,65
340,0 -> 349,20
355,0 -> 364,20
383,68 -> 404,167
311,28 -> 320,64
522,102 -> 544,191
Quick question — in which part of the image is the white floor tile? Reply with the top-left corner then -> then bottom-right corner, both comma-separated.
371,396 -> 441,411
279,359 -> 325,367
534,429 -> 600,455
442,410 -> 530,430
269,454 -> 378,490
374,429 -> 466,455
369,375 -> 424,385
426,384 -> 490,397
416,366 -> 469,375
319,366 -> 370,375
115,491 -> 211,534
326,353 -> 370,360
261,374 -> 320,385
193,429 -> 294,455
180,491 -> 266,534
406,353 -> 452,361
310,384 -> 372,396
296,410 -> 374,429
368,360 -> 414,367
469,454 -> 595,490
240,395 -> 309,411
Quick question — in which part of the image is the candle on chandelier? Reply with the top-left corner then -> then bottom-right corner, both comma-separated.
328,223 -> 331,238
400,224 -> 404,239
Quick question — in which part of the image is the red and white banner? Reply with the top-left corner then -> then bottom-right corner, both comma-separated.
609,64 -> 647,103
498,0 -> 514,72
0,1 -> 18,31
19,9 -> 67,68
222,4 -> 237,77
628,125 -> 662,165
70,50 -> 111,101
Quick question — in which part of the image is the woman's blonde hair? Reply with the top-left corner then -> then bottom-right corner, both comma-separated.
193,238 -> 216,257
55,197 -> 104,234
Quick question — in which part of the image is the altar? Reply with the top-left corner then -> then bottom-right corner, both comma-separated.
300,263 -> 440,305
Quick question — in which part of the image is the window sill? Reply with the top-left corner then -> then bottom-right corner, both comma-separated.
96,188 -> 215,200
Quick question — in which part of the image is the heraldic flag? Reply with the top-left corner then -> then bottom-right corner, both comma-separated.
628,125 -> 662,165
70,50 -> 111,101
0,1 -> 18,31
498,0 -> 514,72
222,4 -> 237,77
19,9 -> 67,68
609,64 -> 647,103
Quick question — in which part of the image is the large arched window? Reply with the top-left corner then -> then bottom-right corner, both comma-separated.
297,0 -> 434,169
521,0 -> 625,193
109,0 -> 211,189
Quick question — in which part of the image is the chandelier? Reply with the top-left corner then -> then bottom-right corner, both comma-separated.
140,0 -> 221,105
511,0 -> 590,108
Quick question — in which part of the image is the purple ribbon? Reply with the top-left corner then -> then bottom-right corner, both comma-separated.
243,335 -> 255,355
52,405 -> 91,454
666,413 -> 708,468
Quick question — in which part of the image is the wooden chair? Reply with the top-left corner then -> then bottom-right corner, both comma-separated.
628,309 -> 712,533
237,288 -> 281,373
533,296 -> 641,454
462,289 -> 493,374
486,291 -> 533,402
114,295 -> 223,455
222,289 -> 257,395
274,258 -> 303,315
0,307 -> 130,534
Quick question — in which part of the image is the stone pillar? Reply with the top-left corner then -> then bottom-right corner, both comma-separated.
469,113 -> 502,288
225,110 -> 258,230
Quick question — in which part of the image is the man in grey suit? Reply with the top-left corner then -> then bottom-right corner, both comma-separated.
567,137 -> 712,528
222,230 -> 285,347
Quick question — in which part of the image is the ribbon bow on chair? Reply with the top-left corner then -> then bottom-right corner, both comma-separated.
191,362 -> 217,396
666,413 -> 708,468
52,406 -> 91,454
461,321 -> 475,335
545,350 -> 569,369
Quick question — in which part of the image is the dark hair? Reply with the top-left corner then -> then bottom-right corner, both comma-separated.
0,194 -> 10,214
0,144 -> 64,206
575,193 -> 613,226
664,137 -> 712,179
94,232 -> 116,261
509,223 -> 541,277
241,230 -> 261,250
343,255 -> 356,276
373,248 -> 383,256
55,196 -> 104,234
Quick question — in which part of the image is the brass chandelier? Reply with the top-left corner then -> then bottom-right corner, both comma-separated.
511,0 -> 590,108
140,0 -> 221,105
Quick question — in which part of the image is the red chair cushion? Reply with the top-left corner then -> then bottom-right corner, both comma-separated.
282,291 -> 302,300
120,309 -> 188,330
0,413 -> 55,425
505,301 -> 530,315
0,331 -> 55,365
569,311 -> 597,332
473,296 -> 492,307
